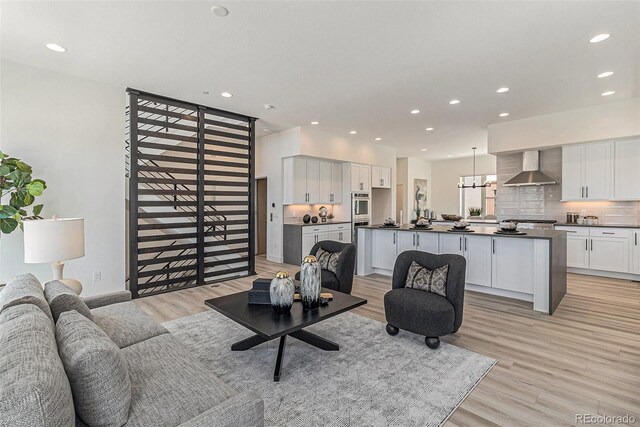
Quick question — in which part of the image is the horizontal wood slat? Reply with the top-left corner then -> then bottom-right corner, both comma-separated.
204,159 -> 249,169
138,222 -> 197,231
203,190 -> 249,197
204,266 -> 249,279
138,242 -> 198,254
204,219 -> 250,226
138,177 -> 198,186
203,128 -> 250,141
139,153 -> 198,165
138,212 -> 196,219
138,253 -> 196,266
139,166 -> 197,175
203,149 -> 250,160
205,237 -> 250,248
203,139 -> 249,151
203,180 -> 249,187
138,200 -> 197,207
138,189 -> 197,196
204,256 -> 250,269
138,141 -> 198,154
204,118 -> 249,132
138,232 -> 199,243
138,117 -> 198,132
137,275 -> 199,290
138,129 -> 198,144
203,247 -> 249,258
137,105 -> 198,122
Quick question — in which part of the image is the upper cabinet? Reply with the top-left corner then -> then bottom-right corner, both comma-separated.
283,157 -> 343,205
371,166 -> 391,189
562,142 -> 612,201
350,164 -> 372,192
614,139 -> 640,200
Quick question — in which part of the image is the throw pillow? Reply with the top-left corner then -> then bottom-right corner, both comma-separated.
44,280 -> 93,323
405,261 -> 448,297
0,273 -> 54,322
56,310 -> 131,427
316,247 -> 342,275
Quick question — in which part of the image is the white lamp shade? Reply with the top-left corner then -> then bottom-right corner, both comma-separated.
24,218 -> 85,263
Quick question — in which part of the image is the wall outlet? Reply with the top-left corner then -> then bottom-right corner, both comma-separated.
93,272 -> 102,282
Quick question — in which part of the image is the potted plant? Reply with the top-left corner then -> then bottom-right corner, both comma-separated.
468,207 -> 483,218
0,151 -> 46,234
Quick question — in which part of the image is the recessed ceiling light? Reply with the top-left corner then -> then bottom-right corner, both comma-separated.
310,121 -> 319,125
601,90 -> 615,96
496,87 -> 509,93
202,91 -> 210,95
220,92 -> 233,98
590,33 -> 610,43
262,128 -> 271,132
375,137 -> 382,141
499,112 -> 510,117
449,99 -> 460,105
211,5 -> 229,17
597,71 -> 614,78
410,109 -> 420,114
425,127 -> 435,132
447,154 -> 453,158
263,104 -> 275,110
421,148 -> 428,152
349,131 -> 357,134
45,43 -> 66,52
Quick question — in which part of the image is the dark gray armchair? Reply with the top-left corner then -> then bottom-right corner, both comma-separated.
294,241 -> 356,294
384,250 -> 466,349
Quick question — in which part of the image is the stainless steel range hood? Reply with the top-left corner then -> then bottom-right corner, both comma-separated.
503,151 -> 557,187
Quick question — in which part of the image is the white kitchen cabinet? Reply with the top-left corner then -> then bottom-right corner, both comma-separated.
614,139 -> 640,200
331,162 -> 343,204
416,232 -> 439,253
632,230 -> 640,274
350,164 -> 371,192
327,223 -> 351,244
397,231 -> 417,254
562,142 -> 612,201
371,166 -> 391,189
566,235 -> 590,269
283,157 -> 343,204
589,236 -> 629,273
439,233 -> 491,286
371,229 -> 397,271
491,237 -> 535,293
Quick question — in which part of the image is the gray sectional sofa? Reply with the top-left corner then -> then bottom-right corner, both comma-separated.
0,274 -> 264,427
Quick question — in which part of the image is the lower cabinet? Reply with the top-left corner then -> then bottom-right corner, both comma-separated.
371,229 -> 397,271
589,236 -> 629,273
566,235 -> 590,269
491,237 -> 535,293
302,232 -> 328,258
556,226 -> 633,274
397,232 -> 439,255
438,234 -> 491,286
283,223 -> 352,265
633,230 -> 640,274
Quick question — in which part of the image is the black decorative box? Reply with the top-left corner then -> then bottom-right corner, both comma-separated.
248,278 -> 272,305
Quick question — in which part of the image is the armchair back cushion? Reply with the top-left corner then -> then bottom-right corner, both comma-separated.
310,241 -> 356,294
44,280 -> 93,323
0,273 -> 53,322
392,251 -> 466,331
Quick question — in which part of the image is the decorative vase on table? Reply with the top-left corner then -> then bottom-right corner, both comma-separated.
300,255 -> 321,311
270,271 -> 295,314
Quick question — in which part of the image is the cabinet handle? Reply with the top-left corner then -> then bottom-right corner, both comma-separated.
380,178 -> 383,186
413,234 -> 416,246
581,187 -> 584,198
416,234 -> 420,247
635,232 -> 638,246
590,239 -> 593,251
492,238 -> 495,254
360,182 -> 363,190
393,232 -> 396,244
459,236 -> 462,251
585,238 -> 588,251
602,232 -> 614,235
464,237 -> 468,252
586,186 -> 589,198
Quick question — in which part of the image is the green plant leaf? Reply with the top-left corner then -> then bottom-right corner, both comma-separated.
0,218 -> 18,234
32,204 -> 43,216
0,150 -> 5,161
0,165 -> 9,176
0,205 -> 18,219
26,181 -> 45,196
15,161 -> 32,173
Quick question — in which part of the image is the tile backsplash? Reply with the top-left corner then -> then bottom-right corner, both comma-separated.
496,148 -> 640,224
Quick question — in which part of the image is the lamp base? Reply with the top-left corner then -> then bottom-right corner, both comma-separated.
51,261 -> 83,295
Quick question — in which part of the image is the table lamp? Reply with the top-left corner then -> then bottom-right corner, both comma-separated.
23,217 -> 85,294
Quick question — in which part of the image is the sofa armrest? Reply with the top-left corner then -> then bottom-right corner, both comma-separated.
83,290 -> 132,309
178,391 -> 264,427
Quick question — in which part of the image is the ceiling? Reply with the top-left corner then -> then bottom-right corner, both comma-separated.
2,1 -> 639,160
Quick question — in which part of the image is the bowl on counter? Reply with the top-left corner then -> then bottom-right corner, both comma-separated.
453,220 -> 470,230
499,221 -> 517,231
415,218 -> 431,228
383,218 -> 397,227
442,214 -> 463,221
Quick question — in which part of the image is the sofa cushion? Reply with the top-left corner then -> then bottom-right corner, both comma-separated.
316,247 -> 342,275
56,310 -> 131,427
44,280 -> 93,323
121,333 -> 237,427
404,261 -> 448,297
0,273 -> 53,322
91,301 -> 168,348
0,304 -> 75,427
384,287 -> 455,337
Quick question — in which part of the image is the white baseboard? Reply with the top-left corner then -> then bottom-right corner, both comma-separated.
267,255 -> 283,264
567,267 -> 640,282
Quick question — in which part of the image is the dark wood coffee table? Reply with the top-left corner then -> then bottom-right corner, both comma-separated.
204,288 -> 366,381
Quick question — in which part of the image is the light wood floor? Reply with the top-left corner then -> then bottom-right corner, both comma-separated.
135,256 -> 640,426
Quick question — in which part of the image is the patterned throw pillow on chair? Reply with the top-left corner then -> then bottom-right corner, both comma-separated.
316,247 -> 342,275
405,261 -> 448,297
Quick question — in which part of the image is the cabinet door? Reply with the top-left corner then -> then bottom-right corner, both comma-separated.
381,167 -> 391,188
360,165 -> 371,192
589,237 -> 629,273
562,145 -> 584,201
584,142 -> 612,200
327,231 -> 341,242
331,162 -> 343,204
306,160 -> 320,204
396,232 -> 416,254
318,161 -> 333,204
463,235 -> 492,287
301,234 -> 316,258
614,139 -> 640,200
350,165 -> 361,192
632,231 -> 640,274
371,166 -> 381,188
284,157 -> 308,204
371,230 -> 397,270
339,230 -> 352,244
566,236 -> 590,269
416,232 -> 439,253
491,237 -> 534,293
439,233 -> 464,255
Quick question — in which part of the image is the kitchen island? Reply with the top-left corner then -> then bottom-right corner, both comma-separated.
357,224 -> 567,314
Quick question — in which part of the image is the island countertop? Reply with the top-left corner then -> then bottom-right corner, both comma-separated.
359,224 -> 566,240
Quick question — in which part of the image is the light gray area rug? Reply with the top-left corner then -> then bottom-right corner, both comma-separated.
164,310 -> 496,427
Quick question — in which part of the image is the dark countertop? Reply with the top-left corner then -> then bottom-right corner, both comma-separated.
432,219 -> 499,224
555,223 -> 640,229
284,221 -> 351,227
359,224 -> 566,240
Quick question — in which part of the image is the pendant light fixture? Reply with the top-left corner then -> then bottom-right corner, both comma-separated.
457,147 -> 490,189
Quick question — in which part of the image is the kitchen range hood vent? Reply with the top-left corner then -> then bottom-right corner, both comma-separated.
503,151 -> 557,187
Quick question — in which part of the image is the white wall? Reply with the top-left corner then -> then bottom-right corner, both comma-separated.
396,157 -> 432,222
0,60 -> 125,295
488,98 -> 640,154
430,154 -> 496,217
